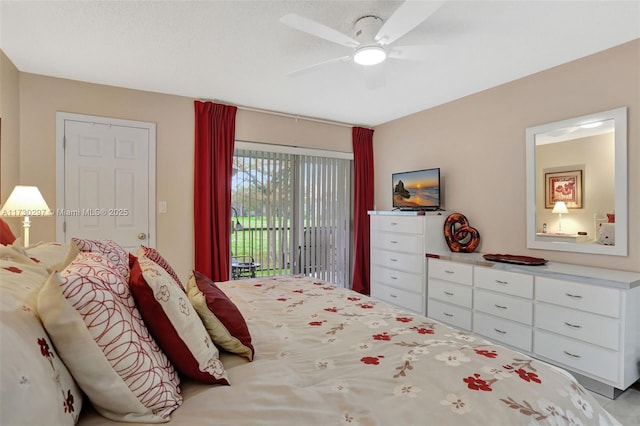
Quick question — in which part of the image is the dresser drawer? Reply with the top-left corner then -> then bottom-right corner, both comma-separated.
371,215 -> 423,234
371,231 -> 423,253
429,279 -> 472,308
474,290 -> 532,325
372,249 -> 424,275
371,265 -> 423,294
371,282 -> 423,314
535,330 -> 618,383
474,312 -> 532,352
536,277 -> 620,318
535,303 -> 620,350
474,267 -> 533,298
428,299 -> 472,331
428,259 -> 473,286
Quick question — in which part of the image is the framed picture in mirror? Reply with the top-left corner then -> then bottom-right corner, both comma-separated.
544,169 -> 583,209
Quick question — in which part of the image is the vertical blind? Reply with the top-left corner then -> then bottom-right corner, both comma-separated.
231,143 -> 352,287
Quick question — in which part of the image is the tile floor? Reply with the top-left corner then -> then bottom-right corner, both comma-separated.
590,381 -> 640,425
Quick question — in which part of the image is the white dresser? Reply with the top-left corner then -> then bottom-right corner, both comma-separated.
426,258 -> 473,330
368,212 -> 448,315
473,266 -> 535,353
427,254 -> 640,398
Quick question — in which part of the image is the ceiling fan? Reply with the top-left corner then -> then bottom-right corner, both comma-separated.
280,0 -> 446,76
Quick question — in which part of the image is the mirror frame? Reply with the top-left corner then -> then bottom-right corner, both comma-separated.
525,107 -> 627,256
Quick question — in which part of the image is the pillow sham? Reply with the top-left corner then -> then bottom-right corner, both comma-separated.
135,245 -> 185,291
25,241 -> 79,273
129,255 -> 229,384
1,257 -> 83,426
71,238 -> 129,281
597,222 -> 615,246
187,270 -> 254,361
38,251 -> 182,423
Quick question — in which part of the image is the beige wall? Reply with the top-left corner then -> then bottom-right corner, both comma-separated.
0,51 -> 21,235
373,39 -> 639,272
15,74 -> 352,280
4,39 -> 638,277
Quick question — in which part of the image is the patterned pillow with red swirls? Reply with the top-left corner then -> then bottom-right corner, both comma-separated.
38,251 -> 182,422
71,238 -> 129,281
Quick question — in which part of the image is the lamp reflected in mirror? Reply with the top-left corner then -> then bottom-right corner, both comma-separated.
552,201 -> 569,233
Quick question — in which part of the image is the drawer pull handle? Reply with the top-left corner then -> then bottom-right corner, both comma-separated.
495,280 -> 508,285
390,258 -> 398,262
494,328 -> 507,334
390,240 -> 398,244
565,293 -> 583,299
444,291 -> 454,296
444,270 -> 455,274
390,222 -> 398,226
389,294 -> 397,298
494,304 -> 507,310
564,322 -> 582,329
443,312 -> 453,317
563,350 -> 581,359
390,276 -> 398,280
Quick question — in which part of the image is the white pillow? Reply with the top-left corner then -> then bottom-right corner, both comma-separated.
1,254 -> 83,425
596,223 -> 615,245
38,251 -> 182,423
26,241 -> 79,272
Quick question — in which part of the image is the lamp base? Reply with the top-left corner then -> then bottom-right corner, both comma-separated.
22,216 -> 31,248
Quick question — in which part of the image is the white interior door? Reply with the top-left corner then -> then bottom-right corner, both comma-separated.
56,113 -> 156,252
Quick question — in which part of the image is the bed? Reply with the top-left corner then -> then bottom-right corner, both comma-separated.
0,235 -> 621,426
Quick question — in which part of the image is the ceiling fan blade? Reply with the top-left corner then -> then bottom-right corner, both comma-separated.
286,55 -> 352,76
376,0 -> 446,45
280,13 -> 360,48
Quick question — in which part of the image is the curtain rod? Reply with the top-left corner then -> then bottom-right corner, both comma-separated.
197,98 -> 366,129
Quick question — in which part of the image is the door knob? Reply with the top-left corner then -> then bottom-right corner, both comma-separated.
137,233 -> 147,240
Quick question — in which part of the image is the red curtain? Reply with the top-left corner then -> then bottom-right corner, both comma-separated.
194,101 -> 237,282
351,126 -> 374,295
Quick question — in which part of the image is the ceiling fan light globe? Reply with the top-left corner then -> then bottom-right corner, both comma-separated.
353,46 -> 386,65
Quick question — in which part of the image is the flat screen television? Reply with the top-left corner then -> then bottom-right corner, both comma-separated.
392,168 -> 441,211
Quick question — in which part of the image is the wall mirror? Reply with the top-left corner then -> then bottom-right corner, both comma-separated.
525,107 -> 627,256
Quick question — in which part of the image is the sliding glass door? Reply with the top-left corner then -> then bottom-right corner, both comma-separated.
231,142 -> 352,287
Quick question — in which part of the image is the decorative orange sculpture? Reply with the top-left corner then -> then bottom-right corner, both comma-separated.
443,213 -> 480,253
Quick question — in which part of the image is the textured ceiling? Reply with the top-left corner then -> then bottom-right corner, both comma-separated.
1,1 -> 639,126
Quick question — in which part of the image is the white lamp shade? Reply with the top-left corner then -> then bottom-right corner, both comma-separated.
552,201 -> 569,214
0,186 -> 53,217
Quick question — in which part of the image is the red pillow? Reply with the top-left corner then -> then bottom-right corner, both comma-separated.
0,218 -> 17,245
187,271 -> 254,361
607,213 -> 615,223
129,256 -> 229,384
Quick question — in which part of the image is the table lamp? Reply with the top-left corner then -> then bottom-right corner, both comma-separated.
0,185 -> 53,247
552,201 -> 569,233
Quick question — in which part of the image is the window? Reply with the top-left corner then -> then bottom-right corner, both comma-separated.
231,142 -> 352,287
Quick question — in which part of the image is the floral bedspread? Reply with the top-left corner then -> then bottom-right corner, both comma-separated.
80,275 -> 620,425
